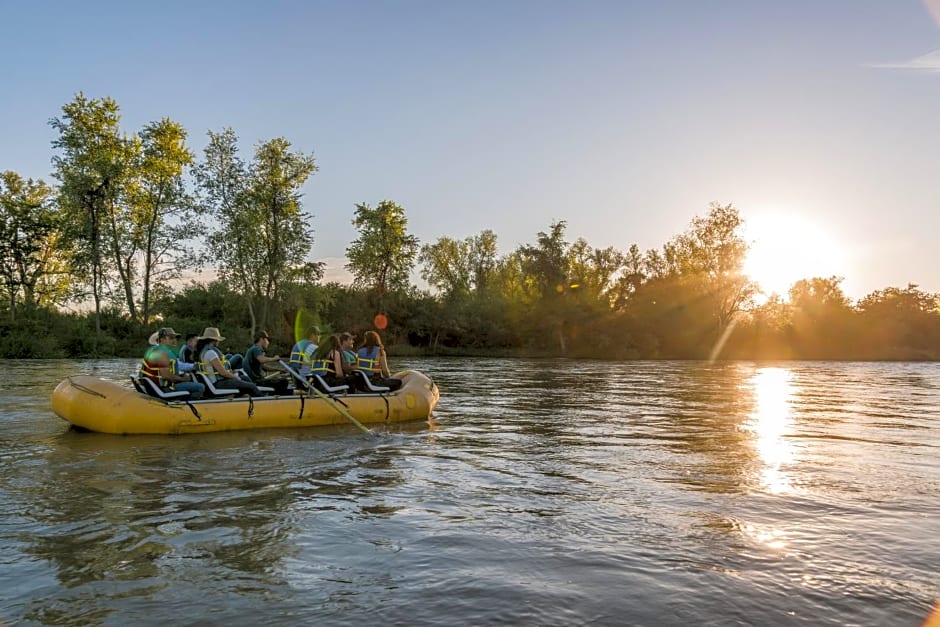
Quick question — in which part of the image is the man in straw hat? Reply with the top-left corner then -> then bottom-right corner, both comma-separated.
196,327 -> 263,397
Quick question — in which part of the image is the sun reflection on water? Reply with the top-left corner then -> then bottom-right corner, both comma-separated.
745,367 -> 795,495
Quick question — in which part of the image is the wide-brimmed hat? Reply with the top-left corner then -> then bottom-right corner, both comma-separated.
200,327 -> 226,342
149,327 -> 181,345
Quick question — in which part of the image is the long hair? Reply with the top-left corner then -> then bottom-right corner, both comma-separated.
195,337 -> 214,360
360,330 -> 383,351
312,334 -> 341,361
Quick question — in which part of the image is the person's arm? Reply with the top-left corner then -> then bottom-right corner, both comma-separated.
261,353 -> 285,372
379,348 -> 391,378
159,366 -> 191,383
211,354 -> 238,379
333,351 -> 348,375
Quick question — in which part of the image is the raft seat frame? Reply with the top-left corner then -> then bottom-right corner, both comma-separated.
192,372 -> 240,398
131,375 -> 190,401
277,359 -> 349,395
351,370 -> 390,393
234,368 -> 275,394
311,374 -> 350,395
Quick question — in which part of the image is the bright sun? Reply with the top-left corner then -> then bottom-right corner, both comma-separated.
742,212 -> 847,302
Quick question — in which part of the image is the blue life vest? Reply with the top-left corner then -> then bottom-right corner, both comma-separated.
356,346 -> 381,373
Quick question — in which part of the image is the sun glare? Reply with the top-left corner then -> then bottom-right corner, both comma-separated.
742,212 -> 846,301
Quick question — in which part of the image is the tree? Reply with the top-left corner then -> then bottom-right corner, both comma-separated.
51,93 -> 132,342
566,237 -> 624,304
346,200 -> 419,305
518,221 -> 569,301
419,236 -> 472,298
419,229 -> 500,300
517,221 -> 572,351
0,172 -> 72,319
663,203 -> 755,331
468,229 -> 499,294
611,243 -> 645,309
788,276 -> 854,358
129,118 -> 197,325
194,130 -> 318,333
856,284 -> 940,359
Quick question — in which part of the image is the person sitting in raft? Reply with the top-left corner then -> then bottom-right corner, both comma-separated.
356,330 -> 402,391
244,330 -> 290,395
289,325 -> 321,379
197,327 -> 263,397
178,332 -> 199,364
311,333 -> 365,392
143,327 -> 204,400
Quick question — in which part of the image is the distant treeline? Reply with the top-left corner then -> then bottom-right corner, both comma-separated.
2,94 -> 939,361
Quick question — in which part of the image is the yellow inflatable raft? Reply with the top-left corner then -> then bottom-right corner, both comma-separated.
52,370 -> 439,435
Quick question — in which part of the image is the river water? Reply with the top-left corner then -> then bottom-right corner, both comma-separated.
0,358 -> 937,626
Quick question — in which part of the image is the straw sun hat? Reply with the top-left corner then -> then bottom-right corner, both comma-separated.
199,327 -> 226,342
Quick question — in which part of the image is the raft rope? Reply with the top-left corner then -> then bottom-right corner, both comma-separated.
247,397 -> 255,419
297,395 -> 306,421
382,395 -> 390,421
185,402 -> 202,420
68,377 -> 107,399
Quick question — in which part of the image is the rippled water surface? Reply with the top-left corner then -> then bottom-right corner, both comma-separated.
1,358 -> 938,626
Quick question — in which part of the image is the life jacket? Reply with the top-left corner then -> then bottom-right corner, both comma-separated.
140,359 -> 168,388
179,344 -> 194,363
142,345 -> 179,388
197,345 -> 226,383
289,339 -> 311,370
311,350 -> 340,377
356,346 -> 381,374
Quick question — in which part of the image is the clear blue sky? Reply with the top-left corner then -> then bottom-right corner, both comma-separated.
3,0 -> 940,300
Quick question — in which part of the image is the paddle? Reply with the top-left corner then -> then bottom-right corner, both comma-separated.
278,360 -> 371,435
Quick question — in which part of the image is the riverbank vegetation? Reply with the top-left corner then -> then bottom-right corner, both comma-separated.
2,94 -> 939,360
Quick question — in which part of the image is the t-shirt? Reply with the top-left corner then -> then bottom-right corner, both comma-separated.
244,344 -> 266,381
199,345 -> 225,382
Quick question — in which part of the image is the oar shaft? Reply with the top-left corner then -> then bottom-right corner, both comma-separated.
312,386 -> 371,434
278,359 -> 370,435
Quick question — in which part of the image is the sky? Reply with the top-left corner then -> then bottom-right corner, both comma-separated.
2,0 -> 940,302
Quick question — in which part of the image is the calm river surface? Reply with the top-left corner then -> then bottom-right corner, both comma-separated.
1,358 -> 938,626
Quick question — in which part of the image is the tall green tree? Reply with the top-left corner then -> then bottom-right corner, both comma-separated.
566,238 -> 624,304
129,118 -> 196,324
517,221 -> 572,351
788,276 -> 854,358
419,229 -> 500,300
51,93 -> 132,341
419,236 -> 472,298
662,203 -> 754,332
346,200 -> 419,306
0,172 -> 72,319
194,130 -> 318,333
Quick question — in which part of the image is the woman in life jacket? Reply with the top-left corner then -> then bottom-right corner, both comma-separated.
310,332 -> 365,392
356,331 -> 402,391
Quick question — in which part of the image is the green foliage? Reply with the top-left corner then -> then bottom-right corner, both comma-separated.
346,200 -> 419,298
4,94 -> 939,361
194,130 -> 318,334
0,171 -> 73,317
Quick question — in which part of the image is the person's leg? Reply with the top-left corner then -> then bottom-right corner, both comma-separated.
173,381 -> 205,400
216,377 -> 262,397
226,354 -> 244,370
